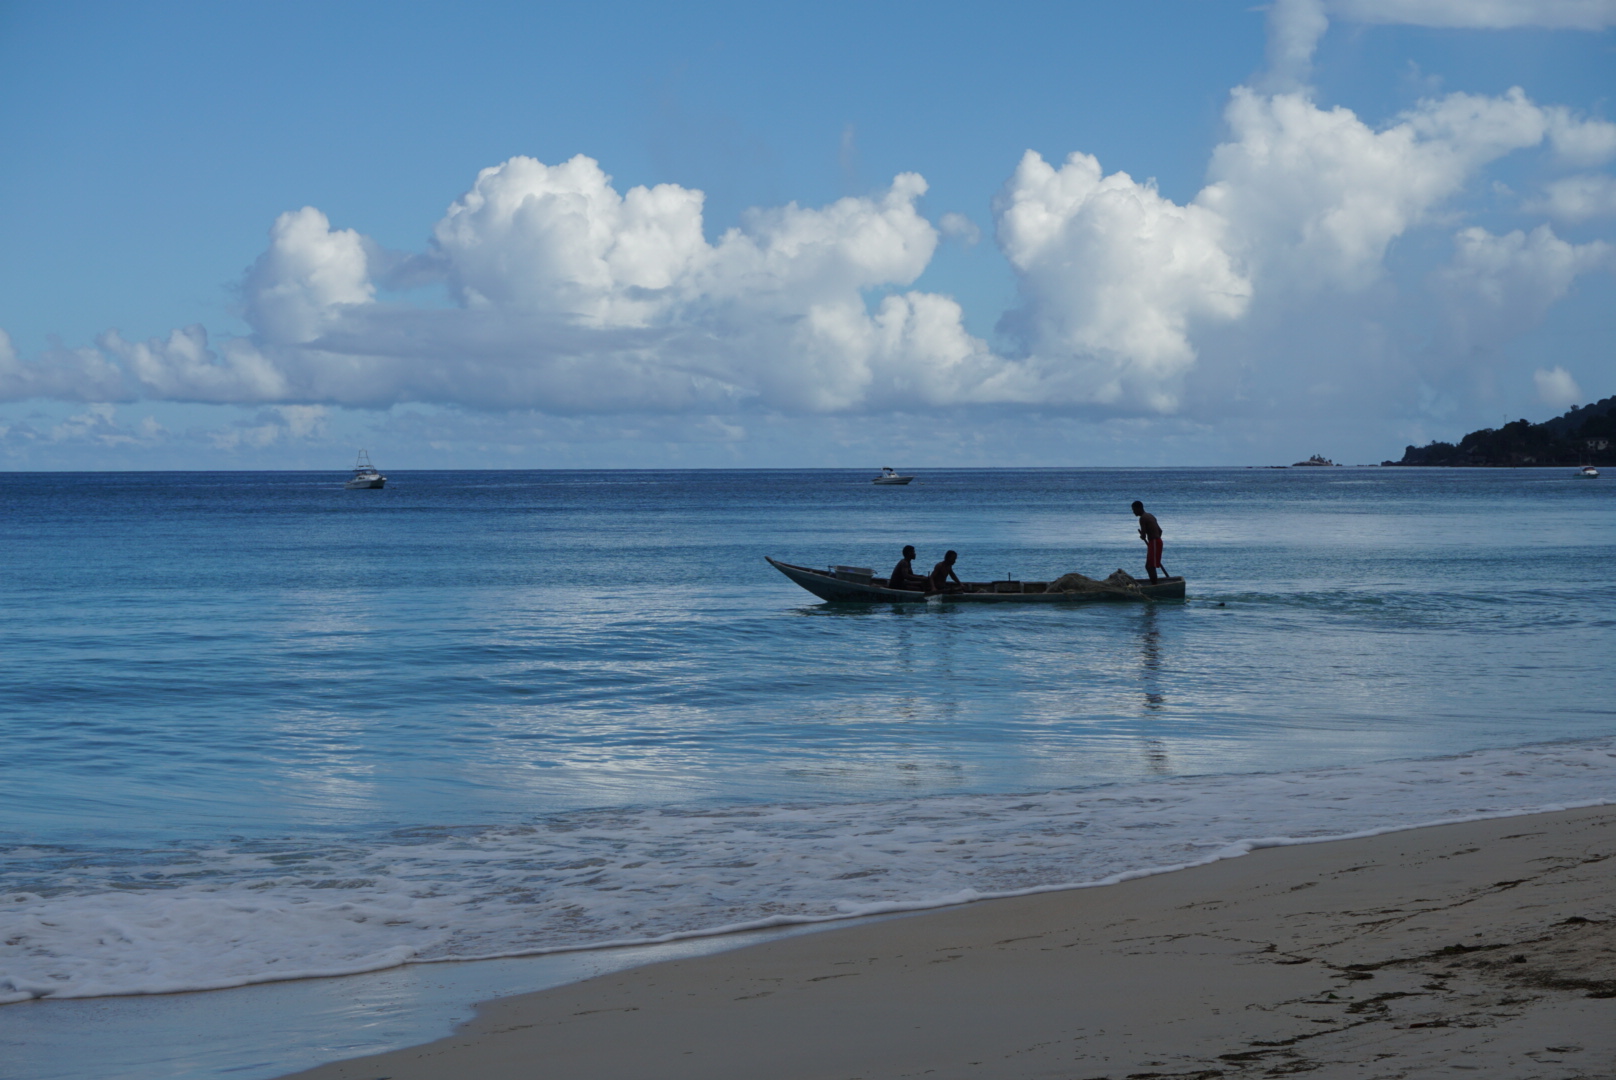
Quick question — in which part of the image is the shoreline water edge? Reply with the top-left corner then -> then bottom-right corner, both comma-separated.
6,738 -> 1616,1005
282,803 -> 1616,1080
3,740 -> 1614,1080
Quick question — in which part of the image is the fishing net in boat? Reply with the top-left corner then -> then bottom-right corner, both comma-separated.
1046,569 -> 1143,593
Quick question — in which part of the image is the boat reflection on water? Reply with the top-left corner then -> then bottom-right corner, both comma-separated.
1138,606 -> 1164,711
1135,606 -> 1172,774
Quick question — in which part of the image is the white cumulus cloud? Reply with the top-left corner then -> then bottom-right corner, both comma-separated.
429,155 -> 706,325
1535,365 -> 1584,406
3,166 -> 994,414
1333,0 -> 1616,30
1526,173 -> 1616,221
1266,0 -> 1330,90
1,62 -> 1609,440
938,212 -> 982,246
207,405 -> 331,450
1202,88 -> 1553,289
1543,109 -> 1616,167
1261,0 -> 1616,95
993,150 -> 1251,411
245,207 -> 374,344
1435,224 -> 1612,350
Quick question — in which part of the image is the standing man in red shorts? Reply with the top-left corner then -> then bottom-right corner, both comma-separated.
1132,501 -> 1167,583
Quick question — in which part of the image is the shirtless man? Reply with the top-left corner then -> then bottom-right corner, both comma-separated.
1132,501 -> 1168,583
929,550 -> 962,593
888,545 -> 928,592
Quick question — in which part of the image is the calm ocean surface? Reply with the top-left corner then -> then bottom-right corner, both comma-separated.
3,467 -> 1615,1073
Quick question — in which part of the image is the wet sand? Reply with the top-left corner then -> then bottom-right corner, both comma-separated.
284,805 -> 1616,1079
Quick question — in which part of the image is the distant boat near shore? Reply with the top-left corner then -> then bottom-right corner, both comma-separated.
344,450 -> 386,489
1577,465 -> 1600,478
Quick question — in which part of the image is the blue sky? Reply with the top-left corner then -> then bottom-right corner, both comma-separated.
2,0 -> 1613,468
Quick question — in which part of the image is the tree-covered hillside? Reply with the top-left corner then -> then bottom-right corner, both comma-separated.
1387,395 -> 1616,467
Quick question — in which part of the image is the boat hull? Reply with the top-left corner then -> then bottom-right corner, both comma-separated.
344,478 -> 386,489
872,477 -> 913,485
940,580 -> 1185,602
765,558 -> 1184,603
768,558 -> 927,601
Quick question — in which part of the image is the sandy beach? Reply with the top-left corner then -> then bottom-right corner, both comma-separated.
283,805 -> 1615,1080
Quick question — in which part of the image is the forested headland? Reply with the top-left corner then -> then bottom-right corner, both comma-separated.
1386,395 -> 1616,467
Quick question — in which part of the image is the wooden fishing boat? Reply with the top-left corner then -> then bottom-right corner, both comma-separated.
765,557 -> 1185,603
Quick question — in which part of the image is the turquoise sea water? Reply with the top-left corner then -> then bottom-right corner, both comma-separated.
2,467 -> 1614,1075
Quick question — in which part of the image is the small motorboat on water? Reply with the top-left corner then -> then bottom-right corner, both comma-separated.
872,467 -> 914,485
1576,465 -> 1600,479
765,557 -> 1185,603
344,450 -> 386,489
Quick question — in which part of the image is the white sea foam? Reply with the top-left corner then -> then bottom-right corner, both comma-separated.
3,737 -> 1614,1004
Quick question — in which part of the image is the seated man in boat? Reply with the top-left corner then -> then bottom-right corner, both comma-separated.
928,550 -> 963,593
1132,501 -> 1168,584
888,545 -> 929,592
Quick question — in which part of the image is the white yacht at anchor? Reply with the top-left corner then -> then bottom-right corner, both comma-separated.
344,450 -> 386,489
872,467 -> 914,485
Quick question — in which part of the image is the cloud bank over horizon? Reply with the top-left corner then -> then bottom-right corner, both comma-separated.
3,1 -> 1613,465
